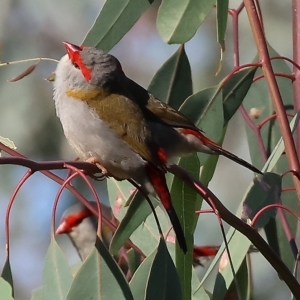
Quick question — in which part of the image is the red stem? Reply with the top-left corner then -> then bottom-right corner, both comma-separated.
292,0 -> 300,155
244,0 -> 300,198
5,170 -> 33,258
251,204 -> 300,228
253,73 -> 295,83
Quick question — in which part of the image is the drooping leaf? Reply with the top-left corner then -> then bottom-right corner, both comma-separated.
222,67 -> 258,126
66,238 -> 133,300
129,203 -> 171,255
145,239 -> 183,300
83,0 -> 154,51
0,278 -> 13,300
199,227 -> 250,297
129,247 -> 157,299
8,60 -> 40,82
216,0 -> 229,45
148,45 -> 193,109
242,172 -> 281,229
126,248 -> 141,278
191,268 -> 210,300
41,237 -> 73,300
157,0 -> 215,44
110,192 -> 158,255
212,258 -> 249,300
170,155 -> 200,300
1,258 -> 14,296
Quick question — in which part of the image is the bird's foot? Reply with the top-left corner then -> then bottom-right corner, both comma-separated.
86,157 -> 109,177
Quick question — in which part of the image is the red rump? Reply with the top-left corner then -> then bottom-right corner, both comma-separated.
157,147 -> 167,164
179,128 -> 220,148
146,163 -> 171,210
193,245 -> 219,258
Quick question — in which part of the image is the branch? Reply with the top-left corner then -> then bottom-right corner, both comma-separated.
168,164 -> 300,299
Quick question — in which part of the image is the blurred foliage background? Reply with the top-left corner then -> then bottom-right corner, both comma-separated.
0,0 -> 292,299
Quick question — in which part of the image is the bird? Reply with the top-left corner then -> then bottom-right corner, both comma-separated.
56,202 -> 218,264
56,203 -> 257,268
56,202 -> 139,278
52,42 -> 261,254
56,202 -> 114,261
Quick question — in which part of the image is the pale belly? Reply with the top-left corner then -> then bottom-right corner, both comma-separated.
55,96 -> 146,180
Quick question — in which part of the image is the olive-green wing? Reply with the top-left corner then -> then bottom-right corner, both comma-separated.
88,91 -> 161,165
124,77 -> 200,130
145,95 -> 199,129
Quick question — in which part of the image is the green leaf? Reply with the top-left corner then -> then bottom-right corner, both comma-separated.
242,173 -> 281,229
199,227 -> 251,295
145,239 -> 183,300
191,268 -> 210,300
212,258 -> 249,300
129,247 -> 157,299
83,0 -> 154,51
148,45 -> 193,109
192,287 -> 210,300
222,67 -> 258,126
126,248 -> 141,277
110,192 -> 158,255
129,204 -> 171,255
0,278 -> 13,300
107,179 -> 134,209
66,238 -> 133,300
157,0 -> 215,44
216,0 -> 229,44
170,155 -> 200,300
180,86 -> 223,140
41,237 -> 73,300
1,258 -> 14,297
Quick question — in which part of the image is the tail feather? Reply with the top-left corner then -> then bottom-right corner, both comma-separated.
180,128 -> 262,174
206,142 -> 262,174
166,207 -> 187,253
146,164 -> 187,253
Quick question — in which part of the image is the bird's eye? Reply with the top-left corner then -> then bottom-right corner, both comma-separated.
73,63 -> 80,69
74,219 -> 82,226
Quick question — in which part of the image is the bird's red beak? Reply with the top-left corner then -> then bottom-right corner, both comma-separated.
55,220 -> 70,234
63,42 -> 82,61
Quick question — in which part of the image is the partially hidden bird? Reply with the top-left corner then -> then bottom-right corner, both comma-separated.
56,202 -> 114,261
56,203 -> 257,265
53,42 -> 262,254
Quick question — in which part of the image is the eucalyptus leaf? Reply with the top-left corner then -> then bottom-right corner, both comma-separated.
83,0 -> 154,51
0,278 -> 13,300
145,239 -> 183,300
66,238 -> 133,300
41,237 -> 73,300
157,0 -> 215,44
148,45 -> 192,109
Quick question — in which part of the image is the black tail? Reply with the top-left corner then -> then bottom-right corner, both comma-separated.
207,144 -> 262,174
167,207 -> 187,253
146,163 -> 187,253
